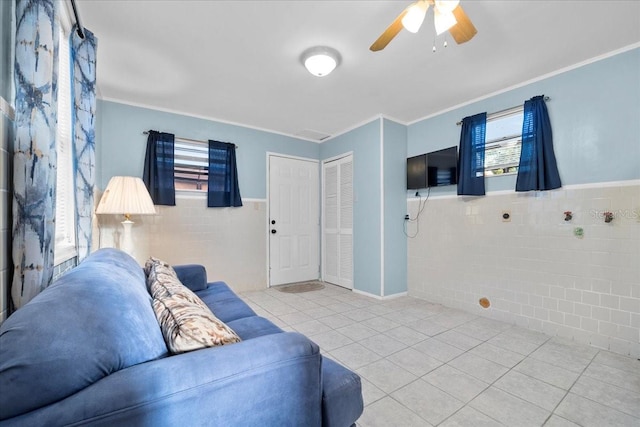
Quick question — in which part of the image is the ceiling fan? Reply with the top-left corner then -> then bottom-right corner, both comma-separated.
370,0 -> 477,52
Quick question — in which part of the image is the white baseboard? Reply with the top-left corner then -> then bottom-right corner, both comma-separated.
353,288 -> 408,300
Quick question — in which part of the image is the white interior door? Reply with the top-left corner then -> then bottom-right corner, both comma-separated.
323,155 -> 353,289
268,155 -> 319,286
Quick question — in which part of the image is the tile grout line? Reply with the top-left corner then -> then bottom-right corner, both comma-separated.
539,348 -> 601,426
434,326 -> 549,426
245,287 -> 640,425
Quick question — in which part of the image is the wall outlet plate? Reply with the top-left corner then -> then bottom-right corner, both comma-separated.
502,210 -> 511,222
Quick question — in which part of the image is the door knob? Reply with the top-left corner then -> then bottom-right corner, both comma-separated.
271,229 -> 277,234
271,220 -> 276,225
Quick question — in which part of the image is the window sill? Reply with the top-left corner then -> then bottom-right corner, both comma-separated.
485,171 -> 518,178
54,243 -> 77,266
175,189 -> 207,200
176,189 -> 206,194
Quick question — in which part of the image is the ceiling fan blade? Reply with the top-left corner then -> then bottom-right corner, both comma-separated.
370,9 -> 408,52
448,4 -> 477,44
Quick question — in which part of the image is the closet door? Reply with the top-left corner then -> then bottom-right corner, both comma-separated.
323,154 -> 353,289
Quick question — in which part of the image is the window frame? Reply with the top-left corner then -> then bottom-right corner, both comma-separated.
174,139 -> 209,192
53,6 -> 77,265
484,108 -> 524,178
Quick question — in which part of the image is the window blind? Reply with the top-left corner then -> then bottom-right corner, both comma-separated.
54,21 -> 77,264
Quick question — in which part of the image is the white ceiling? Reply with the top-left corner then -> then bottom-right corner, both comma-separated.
78,1 -> 640,141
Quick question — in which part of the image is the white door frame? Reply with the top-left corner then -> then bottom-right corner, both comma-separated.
266,152 -> 320,287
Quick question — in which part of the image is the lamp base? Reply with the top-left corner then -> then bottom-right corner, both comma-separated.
120,219 -> 134,256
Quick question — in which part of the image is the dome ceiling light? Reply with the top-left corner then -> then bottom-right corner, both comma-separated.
301,46 -> 341,77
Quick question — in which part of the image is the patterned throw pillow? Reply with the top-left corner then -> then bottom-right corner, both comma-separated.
145,256 -> 241,354
144,256 -> 177,279
153,294 -> 241,354
145,257 -> 208,309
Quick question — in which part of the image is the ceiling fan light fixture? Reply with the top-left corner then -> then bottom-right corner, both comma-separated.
301,46 -> 340,77
401,0 -> 429,33
434,0 -> 460,14
434,8 -> 457,35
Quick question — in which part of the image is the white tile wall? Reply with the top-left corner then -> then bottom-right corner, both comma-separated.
97,194 -> 268,292
407,182 -> 640,358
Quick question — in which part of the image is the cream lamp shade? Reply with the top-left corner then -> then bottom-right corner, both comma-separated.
96,176 -> 156,255
96,176 -> 156,218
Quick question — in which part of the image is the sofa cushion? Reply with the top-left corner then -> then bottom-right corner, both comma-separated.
226,316 -> 284,340
0,249 -> 168,420
153,294 -> 241,354
173,264 -> 208,292
196,281 -> 257,323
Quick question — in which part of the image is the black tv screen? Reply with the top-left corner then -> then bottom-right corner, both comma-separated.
406,154 -> 427,190
426,146 -> 458,187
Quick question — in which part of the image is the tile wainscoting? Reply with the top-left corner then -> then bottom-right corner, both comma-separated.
407,182 -> 640,357
96,193 -> 268,293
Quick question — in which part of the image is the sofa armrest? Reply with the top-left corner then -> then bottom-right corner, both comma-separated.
173,264 -> 208,291
2,333 -> 322,427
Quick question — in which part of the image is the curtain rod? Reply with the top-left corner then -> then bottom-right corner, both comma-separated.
69,0 -> 85,39
142,131 -> 238,149
456,96 -> 550,126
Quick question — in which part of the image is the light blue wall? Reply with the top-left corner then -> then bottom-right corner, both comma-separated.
97,100 -> 320,198
320,119 -> 382,296
383,119 -> 407,296
408,48 -> 640,194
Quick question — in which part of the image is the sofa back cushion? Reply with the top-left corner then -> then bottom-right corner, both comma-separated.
0,249 -> 168,420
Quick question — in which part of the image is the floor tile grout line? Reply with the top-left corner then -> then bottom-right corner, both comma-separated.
246,286 -> 640,425
560,349 -> 640,421
539,348 -> 602,426
439,334 -> 543,425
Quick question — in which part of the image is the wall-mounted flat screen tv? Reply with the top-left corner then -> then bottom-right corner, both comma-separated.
406,154 -> 427,190
406,146 -> 458,190
426,146 -> 458,187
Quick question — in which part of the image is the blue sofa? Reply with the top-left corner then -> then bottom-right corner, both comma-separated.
0,249 -> 363,426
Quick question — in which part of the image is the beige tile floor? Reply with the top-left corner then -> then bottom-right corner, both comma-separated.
240,284 -> 640,427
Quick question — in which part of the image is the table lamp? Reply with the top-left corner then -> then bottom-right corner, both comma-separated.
96,176 -> 157,255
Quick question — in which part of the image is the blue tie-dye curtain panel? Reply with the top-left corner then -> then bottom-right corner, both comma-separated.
71,25 -> 97,262
12,0 -> 59,308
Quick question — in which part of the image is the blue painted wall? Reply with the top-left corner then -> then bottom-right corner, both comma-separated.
383,119 -> 407,296
320,119 -> 382,296
97,100 -> 320,198
408,48 -> 640,194
96,49 -> 639,299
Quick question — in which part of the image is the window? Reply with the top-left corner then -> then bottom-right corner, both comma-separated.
484,109 -> 524,177
54,8 -> 77,264
174,140 -> 208,191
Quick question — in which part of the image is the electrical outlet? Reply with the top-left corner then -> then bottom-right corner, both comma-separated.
502,210 -> 511,222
